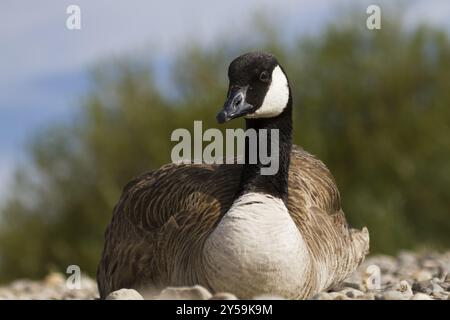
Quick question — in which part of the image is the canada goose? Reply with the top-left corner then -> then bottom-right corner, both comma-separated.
97,52 -> 369,299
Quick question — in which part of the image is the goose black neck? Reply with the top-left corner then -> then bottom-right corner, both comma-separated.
237,96 -> 292,204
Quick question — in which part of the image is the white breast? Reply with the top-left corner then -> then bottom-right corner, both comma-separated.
203,192 -> 311,298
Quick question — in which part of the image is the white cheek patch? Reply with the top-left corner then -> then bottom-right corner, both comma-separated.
245,65 -> 289,119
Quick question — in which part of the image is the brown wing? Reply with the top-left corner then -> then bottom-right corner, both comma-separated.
288,145 -> 342,215
288,146 -> 369,291
97,161 -> 242,297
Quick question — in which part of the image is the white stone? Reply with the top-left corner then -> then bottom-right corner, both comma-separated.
106,288 -> 144,300
411,293 -> 433,300
383,290 -> 409,300
253,294 -> 285,300
392,280 -> 413,297
412,270 -> 433,282
157,285 -> 212,300
209,292 -> 238,300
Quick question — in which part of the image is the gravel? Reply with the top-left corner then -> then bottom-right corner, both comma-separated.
0,250 -> 449,300
106,288 -> 144,300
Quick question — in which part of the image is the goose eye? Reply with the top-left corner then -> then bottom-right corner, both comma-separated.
259,71 -> 269,82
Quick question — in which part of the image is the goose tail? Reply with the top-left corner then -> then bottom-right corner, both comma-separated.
350,226 -> 370,266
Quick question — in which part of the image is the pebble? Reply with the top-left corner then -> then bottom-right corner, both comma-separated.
106,288 -> 144,300
383,290 -> 409,300
371,255 -> 398,273
412,281 -> 431,293
311,292 -> 332,300
432,283 -> 444,293
331,281 -> 364,292
411,293 -> 433,300
0,289 -> 16,299
44,272 -> 65,287
440,282 -> 450,290
253,294 -> 285,300
412,270 -> 433,282
398,251 -> 417,267
339,288 -> 365,298
10,280 -> 35,294
157,285 -> 212,300
381,274 -> 397,286
392,280 -> 413,298
375,293 -> 385,300
209,292 -> 238,300
356,293 -> 376,300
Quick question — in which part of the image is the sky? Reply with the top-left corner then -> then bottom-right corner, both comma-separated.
1,0 -> 450,204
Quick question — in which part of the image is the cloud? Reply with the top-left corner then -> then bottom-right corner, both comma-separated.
404,0 -> 450,30
0,0 -> 341,154
0,0 -> 328,89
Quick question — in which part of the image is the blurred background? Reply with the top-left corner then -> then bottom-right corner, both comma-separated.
1,0 -> 450,283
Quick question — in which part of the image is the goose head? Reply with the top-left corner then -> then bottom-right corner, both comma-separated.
217,52 -> 291,123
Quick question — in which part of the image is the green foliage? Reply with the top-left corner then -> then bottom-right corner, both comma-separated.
1,19 -> 450,282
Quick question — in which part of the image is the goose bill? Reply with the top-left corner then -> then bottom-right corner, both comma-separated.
217,86 -> 255,123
